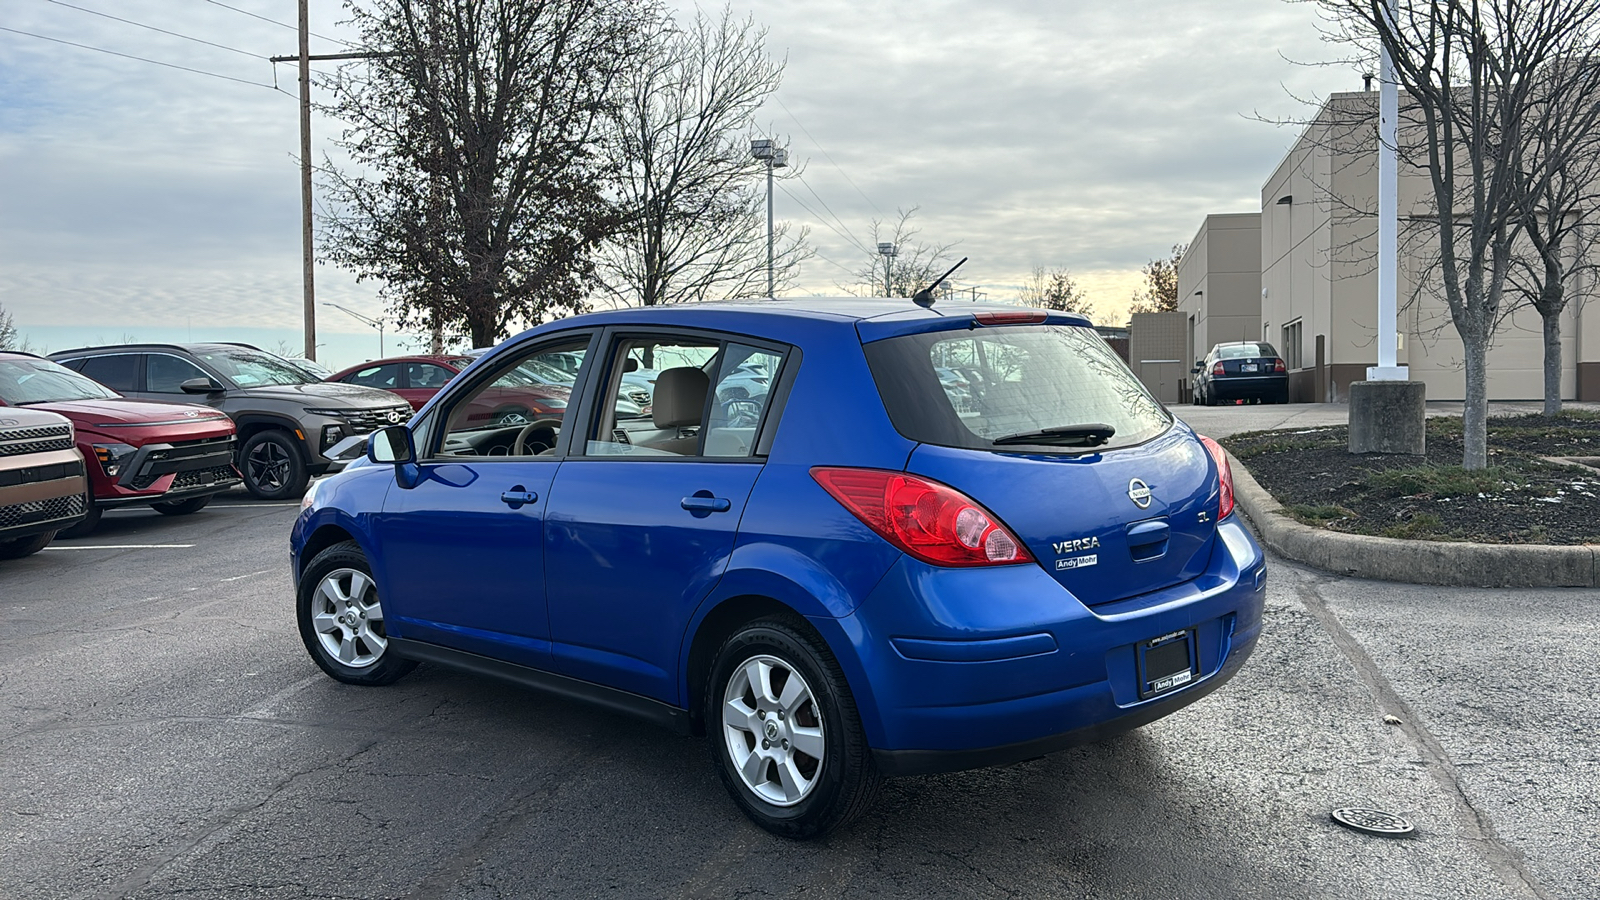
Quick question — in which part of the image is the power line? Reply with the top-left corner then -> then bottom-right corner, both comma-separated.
776,96 -> 884,217
197,0 -> 354,48
42,0 -> 273,61
792,170 -> 872,256
776,182 -> 873,258
0,25 -> 287,91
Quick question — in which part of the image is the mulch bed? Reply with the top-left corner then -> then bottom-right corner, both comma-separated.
1221,413 -> 1600,545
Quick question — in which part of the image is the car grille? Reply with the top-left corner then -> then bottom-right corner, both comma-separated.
0,423 -> 74,456
172,464 -> 239,490
0,459 -> 85,489
126,435 -> 237,490
0,492 -> 85,530
340,406 -> 412,432
624,389 -> 651,406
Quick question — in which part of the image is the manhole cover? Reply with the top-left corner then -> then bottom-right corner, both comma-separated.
1330,807 -> 1415,836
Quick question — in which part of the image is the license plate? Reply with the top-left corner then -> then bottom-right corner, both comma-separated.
1137,628 -> 1196,699
1241,363 -> 1258,372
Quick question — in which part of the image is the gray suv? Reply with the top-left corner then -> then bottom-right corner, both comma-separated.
50,343 -> 410,500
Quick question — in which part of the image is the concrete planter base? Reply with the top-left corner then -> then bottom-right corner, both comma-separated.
1228,450 -> 1600,587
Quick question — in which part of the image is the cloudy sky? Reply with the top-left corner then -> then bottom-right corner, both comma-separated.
0,0 -> 1351,368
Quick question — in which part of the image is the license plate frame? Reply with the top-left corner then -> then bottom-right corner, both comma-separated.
1137,628 -> 1197,699
1240,363 -> 1259,373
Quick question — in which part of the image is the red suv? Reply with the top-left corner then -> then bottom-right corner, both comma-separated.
0,352 -> 241,535
326,354 -> 571,424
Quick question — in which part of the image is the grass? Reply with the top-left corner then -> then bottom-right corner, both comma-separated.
1381,513 -> 1444,540
1284,503 -> 1356,524
1361,465 -> 1520,499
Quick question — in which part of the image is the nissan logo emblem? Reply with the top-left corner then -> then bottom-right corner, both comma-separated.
1128,478 -> 1153,509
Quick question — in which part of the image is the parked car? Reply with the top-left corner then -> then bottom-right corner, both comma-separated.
1192,341 -> 1289,405
462,346 -> 650,418
0,352 -> 240,535
0,407 -> 87,559
325,355 -> 571,426
50,343 -> 411,500
292,299 -> 1265,839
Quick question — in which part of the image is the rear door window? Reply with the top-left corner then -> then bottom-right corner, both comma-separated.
74,354 -> 140,392
865,324 -> 1171,452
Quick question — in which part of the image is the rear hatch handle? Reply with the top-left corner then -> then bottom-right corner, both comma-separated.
1126,519 -> 1170,562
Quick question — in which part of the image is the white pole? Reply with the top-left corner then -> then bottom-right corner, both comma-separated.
1370,0 -> 1407,381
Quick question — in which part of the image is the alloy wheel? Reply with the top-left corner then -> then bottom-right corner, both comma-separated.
247,440 -> 292,491
310,567 -> 388,668
722,654 -> 826,807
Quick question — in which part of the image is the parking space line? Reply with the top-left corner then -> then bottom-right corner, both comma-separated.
207,503 -> 300,508
43,544 -> 196,550
220,569 -> 272,583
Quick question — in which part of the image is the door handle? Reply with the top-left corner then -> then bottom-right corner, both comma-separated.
501,487 -> 538,509
680,495 -> 732,513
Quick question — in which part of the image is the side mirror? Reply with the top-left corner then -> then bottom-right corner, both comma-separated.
180,377 -> 223,394
1192,365 -> 1202,374
367,425 -> 415,465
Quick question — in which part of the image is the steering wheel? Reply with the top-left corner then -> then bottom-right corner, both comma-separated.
512,418 -> 564,456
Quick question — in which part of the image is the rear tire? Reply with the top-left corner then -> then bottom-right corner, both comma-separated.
56,498 -> 101,538
0,531 -> 55,559
152,496 -> 212,516
706,617 -> 881,839
240,430 -> 308,501
297,541 -> 416,686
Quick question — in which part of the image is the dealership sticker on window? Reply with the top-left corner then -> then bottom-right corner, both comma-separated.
1056,554 -> 1098,570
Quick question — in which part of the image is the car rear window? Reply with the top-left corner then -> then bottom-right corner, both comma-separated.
864,324 -> 1172,452
1217,343 -> 1278,359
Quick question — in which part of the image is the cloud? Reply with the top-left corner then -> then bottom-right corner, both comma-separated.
1,0 -> 1349,333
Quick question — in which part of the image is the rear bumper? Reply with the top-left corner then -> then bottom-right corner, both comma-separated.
811,517 -> 1266,775
1211,375 -> 1287,399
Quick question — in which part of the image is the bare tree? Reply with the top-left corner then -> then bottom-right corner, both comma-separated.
320,0 -> 649,349
1312,0 -> 1600,468
0,303 -> 16,351
1506,56 -> 1600,416
1129,244 -> 1185,313
601,6 -> 808,306
1018,266 -> 1095,317
846,207 -> 959,298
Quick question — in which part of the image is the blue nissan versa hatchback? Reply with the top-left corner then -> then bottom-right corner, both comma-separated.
291,298 -> 1266,838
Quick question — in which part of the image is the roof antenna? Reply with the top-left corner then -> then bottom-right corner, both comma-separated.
912,257 -> 969,308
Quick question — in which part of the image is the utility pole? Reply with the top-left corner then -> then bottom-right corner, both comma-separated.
271,4 -> 393,363
877,243 -> 897,297
297,0 -> 314,361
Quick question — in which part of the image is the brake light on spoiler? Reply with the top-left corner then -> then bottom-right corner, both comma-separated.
973,311 -> 1048,326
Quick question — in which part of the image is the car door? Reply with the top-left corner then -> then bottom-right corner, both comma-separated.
371,335 -> 594,670
142,353 -> 226,409
544,333 -> 789,704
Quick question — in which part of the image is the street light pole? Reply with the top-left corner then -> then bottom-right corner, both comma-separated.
877,242 -> 897,297
1370,0 -> 1407,382
298,0 -> 315,361
322,303 -> 386,358
750,139 -> 788,298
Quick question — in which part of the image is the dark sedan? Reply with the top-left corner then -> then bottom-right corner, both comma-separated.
1193,341 -> 1288,405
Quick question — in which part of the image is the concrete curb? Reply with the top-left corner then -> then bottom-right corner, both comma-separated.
1226,450 -> 1600,588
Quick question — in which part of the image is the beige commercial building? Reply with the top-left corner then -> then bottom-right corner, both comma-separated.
1176,213 -> 1262,377
1183,90 -> 1600,402
1128,311 -> 1188,404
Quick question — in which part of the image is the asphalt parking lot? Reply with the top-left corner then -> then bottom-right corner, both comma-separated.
2,484 -> 1596,899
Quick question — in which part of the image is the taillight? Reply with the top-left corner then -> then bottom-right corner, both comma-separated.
1212,361 -> 1225,376
811,467 -> 1033,567
1273,358 -> 1286,373
1198,436 -> 1234,520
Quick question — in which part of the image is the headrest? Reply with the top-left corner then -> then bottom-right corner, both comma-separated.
651,367 -> 709,428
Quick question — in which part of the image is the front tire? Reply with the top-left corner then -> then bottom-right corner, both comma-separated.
240,430 -> 308,500
706,617 -> 881,839
296,541 -> 416,686
152,495 -> 212,516
0,531 -> 55,559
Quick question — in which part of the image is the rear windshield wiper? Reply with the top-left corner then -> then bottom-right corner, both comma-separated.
992,423 -> 1116,447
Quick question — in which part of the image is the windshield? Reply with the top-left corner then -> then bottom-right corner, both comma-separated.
195,348 -> 316,387
1217,343 -> 1278,360
864,324 -> 1172,452
0,358 -> 120,404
